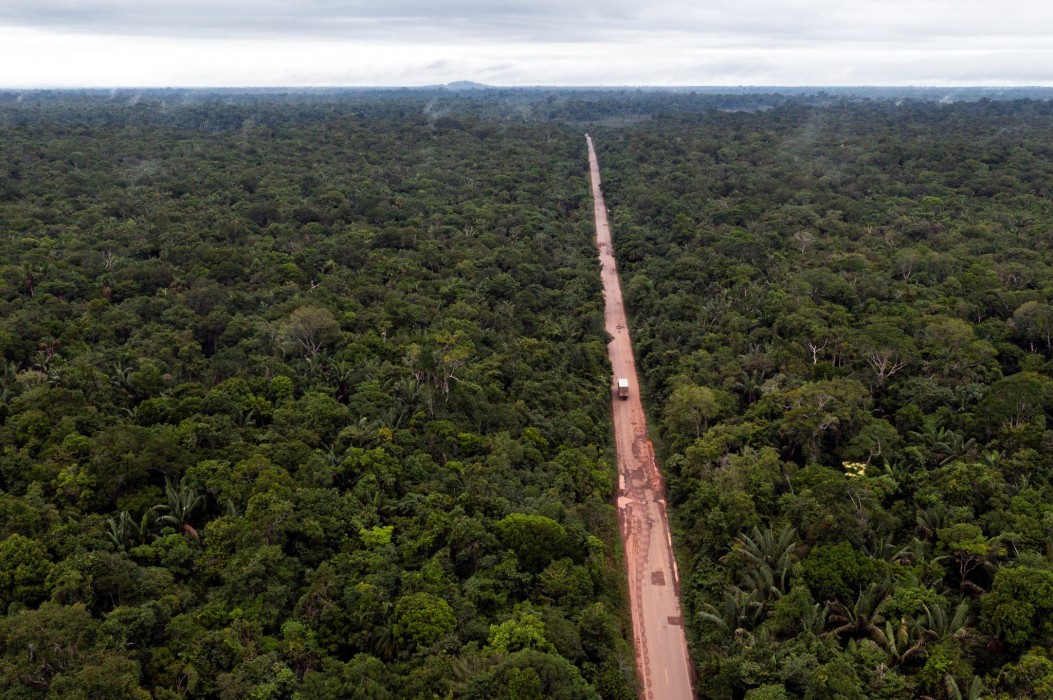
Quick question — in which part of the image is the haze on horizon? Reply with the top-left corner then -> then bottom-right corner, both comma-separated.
2,0 -> 1052,88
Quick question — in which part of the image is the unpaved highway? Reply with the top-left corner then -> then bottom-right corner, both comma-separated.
587,135 -> 695,700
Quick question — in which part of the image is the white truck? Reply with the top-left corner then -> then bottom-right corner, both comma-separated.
617,378 -> 629,399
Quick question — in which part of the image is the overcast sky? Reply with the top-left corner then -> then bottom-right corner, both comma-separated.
2,0 -> 1052,87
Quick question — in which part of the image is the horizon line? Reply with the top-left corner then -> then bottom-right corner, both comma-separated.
4,83 -> 1053,91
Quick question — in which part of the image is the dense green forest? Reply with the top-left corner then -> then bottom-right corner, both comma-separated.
0,97 -> 637,698
7,89 -> 1053,699
595,99 -> 1053,698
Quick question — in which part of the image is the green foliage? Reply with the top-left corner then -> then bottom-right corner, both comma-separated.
596,96 -> 1053,696
279,306 -> 341,358
663,382 -> 734,443
0,93 -> 635,698
360,525 -> 393,547
745,685 -> 792,700
998,650 -> 1053,699
10,88 -> 1053,699
778,380 -> 871,463
806,656 -> 865,699
495,513 -> 572,574
0,533 -> 53,611
393,592 -> 457,651
982,567 -> 1053,647
0,602 -> 150,696
487,612 -> 557,654
466,649 -> 598,700
800,542 -> 876,603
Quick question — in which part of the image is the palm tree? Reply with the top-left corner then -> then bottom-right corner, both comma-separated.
697,587 -> 764,638
340,416 -> 384,449
908,425 -> 976,466
732,369 -> 768,404
327,359 -> 356,404
920,600 -> 972,642
156,475 -> 205,542
700,525 -> 802,641
107,509 -> 155,551
942,674 -> 983,700
917,502 -> 949,541
370,618 -> 399,661
728,524 -> 799,598
863,533 -> 913,565
938,432 -> 977,465
981,450 -> 1001,470
881,614 -> 927,665
736,565 -> 783,607
111,361 -> 135,392
800,603 -> 829,635
827,581 -> 892,645
302,351 -> 330,384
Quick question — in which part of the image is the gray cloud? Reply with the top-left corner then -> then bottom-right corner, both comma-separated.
1,0 -> 1052,86
0,0 -> 638,41
6,0 -> 1051,44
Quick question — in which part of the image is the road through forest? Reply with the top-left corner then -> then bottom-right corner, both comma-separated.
587,135 -> 695,700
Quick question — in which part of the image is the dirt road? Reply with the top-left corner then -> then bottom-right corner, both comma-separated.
587,135 -> 695,700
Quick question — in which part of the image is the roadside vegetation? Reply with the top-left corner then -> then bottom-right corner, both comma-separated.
0,97 -> 635,698
596,99 -> 1053,699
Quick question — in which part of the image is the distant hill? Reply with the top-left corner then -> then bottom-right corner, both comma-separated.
444,80 -> 492,91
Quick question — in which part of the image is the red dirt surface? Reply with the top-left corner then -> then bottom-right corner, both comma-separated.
587,135 -> 695,700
